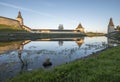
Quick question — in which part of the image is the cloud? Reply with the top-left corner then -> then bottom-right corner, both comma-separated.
0,1 -> 55,18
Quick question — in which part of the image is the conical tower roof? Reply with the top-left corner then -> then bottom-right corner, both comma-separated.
108,18 -> 114,26
76,23 -> 83,29
17,11 -> 22,18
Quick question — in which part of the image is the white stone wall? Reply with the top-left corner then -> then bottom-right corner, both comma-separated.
108,26 -> 115,33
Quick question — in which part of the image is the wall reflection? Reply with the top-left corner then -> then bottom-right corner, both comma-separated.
36,37 -> 84,47
0,40 -> 31,54
22,38 -> 84,69
0,38 -> 84,72
0,37 -> 109,82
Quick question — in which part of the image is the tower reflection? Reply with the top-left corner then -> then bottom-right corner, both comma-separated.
58,41 -> 64,46
75,38 -> 84,47
17,40 -> 31,73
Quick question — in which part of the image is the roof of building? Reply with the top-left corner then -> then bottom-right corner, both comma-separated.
17,11 -> 22,18
76,23 -> 83,29
108,18 -> 114,26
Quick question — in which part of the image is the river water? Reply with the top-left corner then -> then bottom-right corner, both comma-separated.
0,36 -> 118,82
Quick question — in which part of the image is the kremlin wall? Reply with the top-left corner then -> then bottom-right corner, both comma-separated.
0,16 -> 22,28
0,11 -> 31,32
0,11 -> 85,33
0,11 -> 119,34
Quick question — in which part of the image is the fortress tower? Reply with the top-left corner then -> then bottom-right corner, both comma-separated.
108,18 -> 115,34
76,23 -> 84,33
16,11 -> 23,25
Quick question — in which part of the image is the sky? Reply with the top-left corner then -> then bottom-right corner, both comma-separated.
0,0 -> 120,33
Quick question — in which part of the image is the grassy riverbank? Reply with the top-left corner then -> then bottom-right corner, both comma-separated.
0,24 -> 24,32
6,46 -> 120,82
109,31 -> 120,40
86,32 -> 105,37
0,32 -> 85,41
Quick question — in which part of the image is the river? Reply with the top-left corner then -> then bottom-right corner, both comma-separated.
0,36 -> 118,82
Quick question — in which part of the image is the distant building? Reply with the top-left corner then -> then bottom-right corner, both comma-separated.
32,23 -> 85,34
58,24 -> 64,30
108,18 -> 115,34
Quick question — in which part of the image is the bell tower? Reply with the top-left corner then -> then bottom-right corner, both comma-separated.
16,11 -> 23,25
108,18 -> 115,34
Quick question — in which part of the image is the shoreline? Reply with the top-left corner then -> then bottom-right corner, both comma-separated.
0,32 -> 106,42
0,32 -> 84,41
6,45 -> 120,82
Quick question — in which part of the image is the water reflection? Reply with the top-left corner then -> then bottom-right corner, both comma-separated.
43,58 -> 52,68
0,40 -> 31,54
75,38 -> 84,47
37,37 -> 84,47
58,41 -> 63,46
0,36 -> 117,82
107,38 -> 120,47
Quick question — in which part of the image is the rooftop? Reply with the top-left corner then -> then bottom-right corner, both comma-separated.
76,23 -> 83,29
108,18 -> 114,26
17,11 -> 22,18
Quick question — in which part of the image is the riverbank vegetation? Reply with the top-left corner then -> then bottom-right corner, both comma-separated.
0,24 -> 107,41
0,24 -> 25,32
86,32 -> 106,36
111,31 -> 120,40
0,32 -> 85,41
6,46 -> 120,82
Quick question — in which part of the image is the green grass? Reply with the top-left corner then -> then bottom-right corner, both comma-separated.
86,32 -> 105,36
0,24 -> 24,32
112,31 -> 120,40
6,46 -> 120,82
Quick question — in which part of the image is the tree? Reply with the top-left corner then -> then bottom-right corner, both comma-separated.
116,25 -> 120,30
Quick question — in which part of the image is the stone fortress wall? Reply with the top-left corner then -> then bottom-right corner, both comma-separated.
0,11 -> 32,32
0,16 -> 22,28
0,11 -> 84,33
